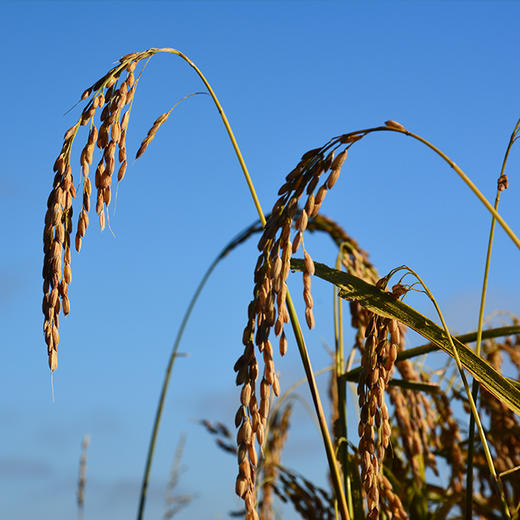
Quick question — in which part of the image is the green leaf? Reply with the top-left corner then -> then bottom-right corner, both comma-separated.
342,326 -> 520,390
290,258 -> 520,417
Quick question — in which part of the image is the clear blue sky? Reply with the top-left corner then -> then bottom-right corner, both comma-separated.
2,1 -> 520,519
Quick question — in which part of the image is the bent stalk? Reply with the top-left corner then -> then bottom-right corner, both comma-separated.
135,48 -> 349,520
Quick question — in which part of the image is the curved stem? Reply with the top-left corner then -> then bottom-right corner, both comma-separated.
136,218 -> 265,520
399,266 -> 511,520
341,125 -> 520,251
156,48 -> 266,226
405,129 -> 519,250
136,48 -> 349,520
136,257 -> 216,520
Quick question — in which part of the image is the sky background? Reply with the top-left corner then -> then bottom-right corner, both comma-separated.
2,1 -> 520,519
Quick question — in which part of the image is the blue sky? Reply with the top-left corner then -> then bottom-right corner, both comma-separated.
1,1 -> 520,519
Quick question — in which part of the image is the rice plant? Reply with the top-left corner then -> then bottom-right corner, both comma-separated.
43,48 -> 520,520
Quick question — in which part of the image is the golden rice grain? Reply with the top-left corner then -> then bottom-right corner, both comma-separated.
121,111 -> 130,131
103,186 -> 111,206
100,172 -> 111,190
105,76 -> 116,89
304,251 -> 315,276
241,383 -> 252,406
55,223 -> 65,244
305,307 -> 315,329
384,120 -> 405,131
49,349 -> 58,372
235,475 -> 248,498
300,147 -> 321,162
111,121 -> 121,143
64,126 -> 76,141
53,154 -> 65,175
97,123 -> 110,149
84,177 -> 92,197
64,264 -> 72,284
303,288 -> 313,308
80,107 -> 95,125
296,210 -> 308,232
304,193 -> 315,215
100,104 -> 111,123
62,295 -> 70,315
256,424 -> 265,446
136,137 -> 151,159
126,85 -> 136,104
272,375 -> 280,397
78,217 -> 86,237
279,332 -> 287,356
95,191 -> 103,214
315,184 -> 327,206
248,443 -> 258,466
326,166 -> 341,189
118,161 -> 127,182
291,231 -> 302,254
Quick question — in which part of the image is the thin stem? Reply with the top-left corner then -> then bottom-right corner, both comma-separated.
464,192 -> 499,520
136,48 -> 349,520
465,116 -> 520,520
401,266 -> 511,520
285,292 -> 350,518
136,257 -> 213,520
404,129 -> 518,249
339,125 -> 520,251
334,246 -> 353,519
157,48 -> 266,227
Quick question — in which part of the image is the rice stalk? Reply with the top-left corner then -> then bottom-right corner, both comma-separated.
465,115 -> 520,519
43,46 -> 520,520
43,48 -> 348,518
309,259 -> 514,517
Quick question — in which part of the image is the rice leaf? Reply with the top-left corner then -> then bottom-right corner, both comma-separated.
291,258 -> 520,417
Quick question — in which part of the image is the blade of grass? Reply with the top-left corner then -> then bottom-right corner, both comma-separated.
291,258 -> 520,418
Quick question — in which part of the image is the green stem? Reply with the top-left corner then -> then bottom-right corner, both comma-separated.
341,125 -> 520,251
464,192 -> 500,520
137,258 -> 215,520
157,48 -> 266,226
465,116 -> 520,520
285,292 -> 350,518
404,129 -> 519,250
333,247 -> 353,519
